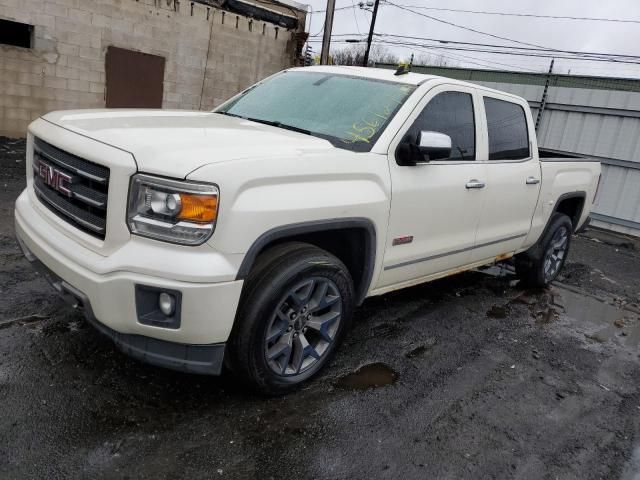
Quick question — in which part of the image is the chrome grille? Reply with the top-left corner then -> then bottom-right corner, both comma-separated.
32,138 -> 109,239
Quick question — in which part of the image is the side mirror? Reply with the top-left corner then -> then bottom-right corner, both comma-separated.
417,131 -> 452,161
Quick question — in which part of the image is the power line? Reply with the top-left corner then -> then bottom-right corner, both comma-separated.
310,2 -> 373,38
312,33 -> 640,63
383,0 -> 558,51
350,0 -> 361,34
311,2 -> 640,64
308,38 -> 537,71
374,39 -> 640,65
388,3 -> 640,24
315,4 -> 361,13
376,34 -> 640,61
310,20 -> 326,37
374,41 -> 542,72
308,2 -> 640,74
384,2 -> 640,67
370,42 -> 640,89
311,38 -> 640,78
418,46 -> 540,72
378,0 -> 640,67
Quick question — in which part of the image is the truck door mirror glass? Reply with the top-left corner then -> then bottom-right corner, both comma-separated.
417,131 -> 452,161
395,131 -> 453,166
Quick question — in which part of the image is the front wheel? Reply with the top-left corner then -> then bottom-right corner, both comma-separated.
516,213 -> 573,288
227,243 -> 354,395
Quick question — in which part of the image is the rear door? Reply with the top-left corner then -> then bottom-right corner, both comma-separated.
471,93 -> 541,262
378,84 -> 487,288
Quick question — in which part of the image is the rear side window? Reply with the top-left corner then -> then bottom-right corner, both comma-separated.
484,97 -> 530,160
408,91 -> 476,161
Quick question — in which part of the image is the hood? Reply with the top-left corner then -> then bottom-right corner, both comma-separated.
42,109 -> 335,178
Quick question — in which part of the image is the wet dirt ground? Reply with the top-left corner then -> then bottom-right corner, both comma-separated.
2,137 -> 640,479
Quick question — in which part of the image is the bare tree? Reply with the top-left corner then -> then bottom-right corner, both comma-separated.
414,52 -> 456,68
329,44 -> 400,66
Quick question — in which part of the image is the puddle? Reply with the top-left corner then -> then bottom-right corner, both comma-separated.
555,288 -> 640,348
486,305 -> 509,319
335,363 -> 398,390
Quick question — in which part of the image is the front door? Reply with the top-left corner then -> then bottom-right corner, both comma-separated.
378,85 -> 487,289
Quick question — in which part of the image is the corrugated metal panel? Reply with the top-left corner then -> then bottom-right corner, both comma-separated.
549,86 -> 640,110
473,81 -> 545,101
596,165 -> 640,220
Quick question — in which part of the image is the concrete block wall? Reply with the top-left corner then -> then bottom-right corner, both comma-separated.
0,0 -> 304,137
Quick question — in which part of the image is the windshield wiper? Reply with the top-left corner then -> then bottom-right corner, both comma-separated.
216,112 -> 313,136
215,111 -> 243,119
249,118 -> 312,136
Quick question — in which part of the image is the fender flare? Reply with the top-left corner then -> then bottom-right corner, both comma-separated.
235,218 -> 377,305
525,191 -> 587,258
550,191 -> 587,233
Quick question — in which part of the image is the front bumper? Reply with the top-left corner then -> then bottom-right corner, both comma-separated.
15,189 -> 245,375
18,240 -> 226,374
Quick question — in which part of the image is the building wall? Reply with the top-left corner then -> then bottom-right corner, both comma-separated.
0,0 -> 304,137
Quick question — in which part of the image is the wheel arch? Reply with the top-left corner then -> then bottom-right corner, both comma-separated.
236,218 -> 377,305
553,191 -> 587,232
520,191 -> 586,260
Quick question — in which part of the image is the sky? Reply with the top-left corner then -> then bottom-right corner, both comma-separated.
302,0 -> 640,78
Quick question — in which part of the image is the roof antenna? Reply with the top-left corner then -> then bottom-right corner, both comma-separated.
394,54 -> 413,75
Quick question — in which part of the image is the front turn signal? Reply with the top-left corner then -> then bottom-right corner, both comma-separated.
178,194 -> 218,223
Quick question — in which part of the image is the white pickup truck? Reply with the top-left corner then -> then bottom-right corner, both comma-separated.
15,66 -> 600,393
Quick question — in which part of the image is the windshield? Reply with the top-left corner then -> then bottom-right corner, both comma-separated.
215,71 -> 416,152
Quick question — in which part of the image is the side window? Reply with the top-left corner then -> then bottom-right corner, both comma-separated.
484,97 -> 530,160
407,91 -> 476,161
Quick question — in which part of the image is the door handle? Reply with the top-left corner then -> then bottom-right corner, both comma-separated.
526,176 -> 540,185
465,180 -> 485,189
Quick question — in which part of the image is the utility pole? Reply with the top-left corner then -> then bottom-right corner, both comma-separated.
535,58 -> 555,132
320,0 -> 336,65
363,0 -> 380,66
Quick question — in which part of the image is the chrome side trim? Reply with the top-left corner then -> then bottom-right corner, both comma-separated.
384,233 -> 527,271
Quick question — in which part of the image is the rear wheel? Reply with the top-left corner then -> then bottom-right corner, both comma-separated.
516,213 -> 572,288
228,243 -> 354,395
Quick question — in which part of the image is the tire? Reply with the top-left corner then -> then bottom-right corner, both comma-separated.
227,242 -> 355,395
515,213 -> 573,288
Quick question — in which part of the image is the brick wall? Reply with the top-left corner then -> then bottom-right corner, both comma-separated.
0,0 -> 304,137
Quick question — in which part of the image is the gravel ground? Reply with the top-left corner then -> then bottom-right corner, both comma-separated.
1,137 -> 640,479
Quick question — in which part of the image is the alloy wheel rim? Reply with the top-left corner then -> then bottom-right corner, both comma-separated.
543,226 -> 569,281
264,277 -> 342,377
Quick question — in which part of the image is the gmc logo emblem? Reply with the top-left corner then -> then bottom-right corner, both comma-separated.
38,161 -> 73,198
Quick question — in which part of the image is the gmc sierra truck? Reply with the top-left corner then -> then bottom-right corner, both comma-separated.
15,66 -> 601,394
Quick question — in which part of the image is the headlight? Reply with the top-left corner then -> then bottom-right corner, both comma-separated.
127,174 -> 219,246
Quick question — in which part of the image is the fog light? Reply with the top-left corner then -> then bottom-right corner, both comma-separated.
158,292 -> 176,316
